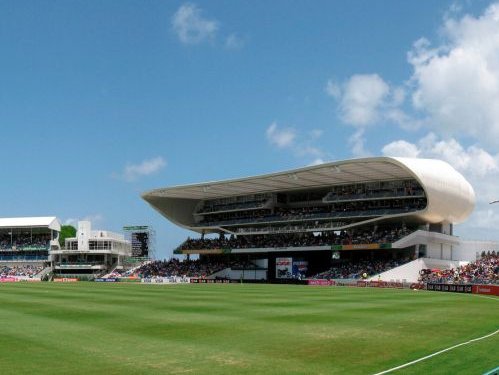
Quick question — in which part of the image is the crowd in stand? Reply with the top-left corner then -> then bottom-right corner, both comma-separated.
197,194 -> 271,214
179,232 -> 334,251
196,181 -> 425,217
135,258 -> 228,278
0,264 -> 43,277
111,258 -> 260,279
177,226 -> 412,251
235,222 -> 347,235
420,252 -> 498,285
0,233 -> 51,250
312,258 -> 408,280
349,226 -> 411,245
323,180 -> 424,202
196,198 -> 426,227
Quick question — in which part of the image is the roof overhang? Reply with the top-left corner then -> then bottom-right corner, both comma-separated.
0,217 -> 62,231
143,157 -> 416,200
142,157 -> 476,230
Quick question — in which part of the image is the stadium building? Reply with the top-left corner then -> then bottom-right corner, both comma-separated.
142,157 -> 479,282
49,221 -> 132,279
0,216 -> 61,281
0,216 -> 61,262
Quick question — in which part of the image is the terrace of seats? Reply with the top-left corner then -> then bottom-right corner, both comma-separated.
175,225 -> 413,252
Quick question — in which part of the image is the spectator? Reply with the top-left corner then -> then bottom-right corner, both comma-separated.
176,225 -> 412,252
0,264 -> 43,277
420,252 -> 498,285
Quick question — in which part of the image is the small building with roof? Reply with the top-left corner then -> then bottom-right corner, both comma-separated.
0,216 -> 61,263
49,221 -> 131,279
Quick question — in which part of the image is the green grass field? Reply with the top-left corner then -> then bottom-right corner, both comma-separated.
0,283 -> 497,375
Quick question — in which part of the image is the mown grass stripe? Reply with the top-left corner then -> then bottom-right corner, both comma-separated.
0,283 -> 497,375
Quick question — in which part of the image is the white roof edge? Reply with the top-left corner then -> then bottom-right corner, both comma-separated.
142,156 -> 476,226
0,216 -> 62,231
389,157 -> 475,224
142,156 -> 408,197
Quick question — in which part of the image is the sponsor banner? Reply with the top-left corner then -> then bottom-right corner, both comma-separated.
426,283 -> 472,293
142,277 -> 191,284
94,278 -> 120,282
189,279 -> 235,284
0,277 -> 42,283
472,284 -> 499,296
118,277 -> 141,283
308,279 -> 335,286
331,243 -> 392,251
359,281 -> 404,289
0,277 -> 18,283
53,278 -> 79,283
335,281 -> 362,287
293,261 -> 308,274
276,257 -> 293,279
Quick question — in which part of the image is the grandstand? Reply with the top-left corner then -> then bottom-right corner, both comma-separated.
0,216 -> 60,280
0,216 -> 60,262
142,157 -> 482,282
49,221 -> 132,280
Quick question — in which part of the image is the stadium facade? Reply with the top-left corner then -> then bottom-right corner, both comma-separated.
50,221 -> 132,279
142,157 -> 484,281
0,216 -> 61,262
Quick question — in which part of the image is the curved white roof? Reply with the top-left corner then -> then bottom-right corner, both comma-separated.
0,217 -> 61,231
142,157 -> 475,228
391,157 -> 475,224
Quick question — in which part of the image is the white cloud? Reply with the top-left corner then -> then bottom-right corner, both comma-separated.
309,158 -> 325,166
327,74 -> 413,155
172,3 -> 218,44
310,129 -> 324,139
383,133 -> 499,178
325,80 -> 341,99
225,33 -> 244,49
299,145 -> 322,156
349,129 -> 372,157
325,3 -> 499,235
328,74 -> 421,131
407,3 -> 499,145
381,140 -> 420,158
266,122 -> 296,148
64,214 -> 104,227
328,2 -> 499,163
265,123 -> 331,163
119,157 -> 167,182
334,74 -> 390,127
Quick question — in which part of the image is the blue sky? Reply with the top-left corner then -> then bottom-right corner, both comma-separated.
1,0 -> 499,258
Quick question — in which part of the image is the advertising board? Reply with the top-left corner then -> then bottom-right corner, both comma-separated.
53,278 -> 78,283
275,257 -> 293,279
472,284 -> 499,296
426,283 -> 472,293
